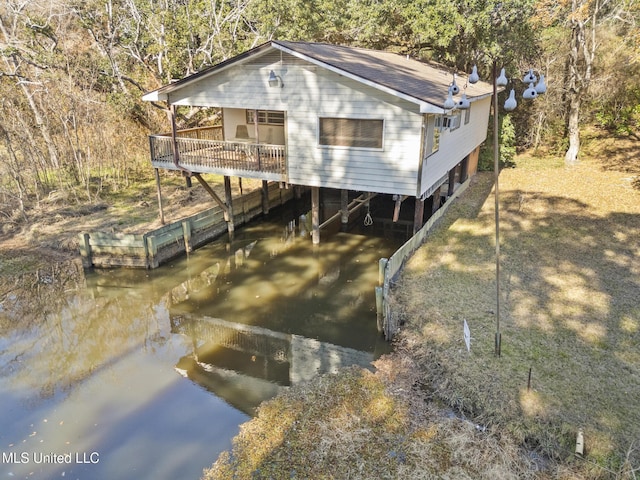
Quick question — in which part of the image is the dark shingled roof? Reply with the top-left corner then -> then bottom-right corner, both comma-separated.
143,41 -> 494,109
273,41 -> 493,106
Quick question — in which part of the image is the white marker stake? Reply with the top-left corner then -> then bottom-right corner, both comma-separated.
463,319 -> 471,352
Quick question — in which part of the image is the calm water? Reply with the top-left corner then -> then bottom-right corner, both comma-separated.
0,198 -> 403,479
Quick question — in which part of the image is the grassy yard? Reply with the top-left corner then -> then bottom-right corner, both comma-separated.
392,151 -> 640,476
205,137 -> 639,479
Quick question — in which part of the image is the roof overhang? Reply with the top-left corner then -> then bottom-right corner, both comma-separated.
141,41 -> 494,111
142,90 -> 165,102
141,43 -> 276,103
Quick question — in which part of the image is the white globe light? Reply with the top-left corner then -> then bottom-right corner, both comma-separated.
496,68 -> 508,87
523,83 -> 538,100
504,89 -> 517,111
469,65 -> 480,84
444,90 -> 456,110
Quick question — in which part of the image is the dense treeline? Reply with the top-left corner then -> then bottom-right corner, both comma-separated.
1,0 -> 638,228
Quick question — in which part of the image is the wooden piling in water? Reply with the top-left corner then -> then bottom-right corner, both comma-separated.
261,180 -> 270,214
311,187 -> 320,245
154,168 -> 165,225
375,286 -> 383,333
224,176 -> 235,237
341,189 -> 349,226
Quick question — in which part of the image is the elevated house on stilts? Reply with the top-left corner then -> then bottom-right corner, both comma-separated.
142,41 -> 494,244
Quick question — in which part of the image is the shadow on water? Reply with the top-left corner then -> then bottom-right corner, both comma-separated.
0,193 -> 404,479
160,193 -> 405,414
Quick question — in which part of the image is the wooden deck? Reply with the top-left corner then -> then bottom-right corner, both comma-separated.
149,126 -> 287,181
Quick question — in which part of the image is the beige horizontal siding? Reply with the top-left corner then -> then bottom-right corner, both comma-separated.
167,52 -> 490,196
420,97 -> 491,196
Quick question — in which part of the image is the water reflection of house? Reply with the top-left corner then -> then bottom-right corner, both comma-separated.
142,41 -> 493,244
172,314 -> 374,415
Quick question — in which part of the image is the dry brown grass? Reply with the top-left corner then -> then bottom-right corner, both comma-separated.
204,359 -> 542,480
203,132 -> 639,479
0,172 -> 260,270
393,138 -> 640,477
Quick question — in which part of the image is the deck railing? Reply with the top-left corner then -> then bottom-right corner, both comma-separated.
175,125 -> 223,141
158,125 -> 224,141
149,129 -> 286,178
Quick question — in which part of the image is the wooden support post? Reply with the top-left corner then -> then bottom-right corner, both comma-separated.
182,220 -> 192,253
340,189 -> 349,226
432,186 -> 441,213
146,235 -> 159,269
413,197 -> 425,235
224,175 -> 235,236
79,233 -> 93,268
170,105 -> 180,165
311,186 -> 320,245
393,197 -> 400,222
154,168 -> 165,225
261,180 -> 270,214
193,173 -> 228,214
460,154 -> 470,183
448,168 -> 456,196
142,233 -> 150,269
393,195 -> 407,223
238,178 -> 246,222
377,258 -> 388,334
185,175 -> 192,188
378,257 -> 388,286
375,286 -> 383,333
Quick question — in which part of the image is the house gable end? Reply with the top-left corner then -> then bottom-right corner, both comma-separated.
142,41 -> 493,110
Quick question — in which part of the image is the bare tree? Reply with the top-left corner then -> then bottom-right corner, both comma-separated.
0,1 -> 62,174
563,0 -> 602,164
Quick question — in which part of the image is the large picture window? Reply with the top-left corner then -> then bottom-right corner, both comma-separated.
319,118 -> 383,149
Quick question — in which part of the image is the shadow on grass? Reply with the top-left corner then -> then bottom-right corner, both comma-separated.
587,131 -> 640,191
501,191 -> 640,454
392,178 -> 640,474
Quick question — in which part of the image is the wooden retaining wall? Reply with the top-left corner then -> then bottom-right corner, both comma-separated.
376,178 -> 471,339
80,183 -> 294,269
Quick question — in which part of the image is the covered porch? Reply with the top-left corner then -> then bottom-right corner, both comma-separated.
148,125 -> 287,182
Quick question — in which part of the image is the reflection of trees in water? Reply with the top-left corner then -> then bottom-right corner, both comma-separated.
0,267 -> 168,404
0,261 -> 85,330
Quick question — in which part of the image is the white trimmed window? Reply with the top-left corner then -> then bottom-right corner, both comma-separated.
246,110 -> 285,125
449,111 -> 462,131
318,118 -> 383,149
426,114 -> 440,157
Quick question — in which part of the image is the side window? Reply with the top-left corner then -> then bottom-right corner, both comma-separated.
449,111 -> 462,131
426,114 -> 440,157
